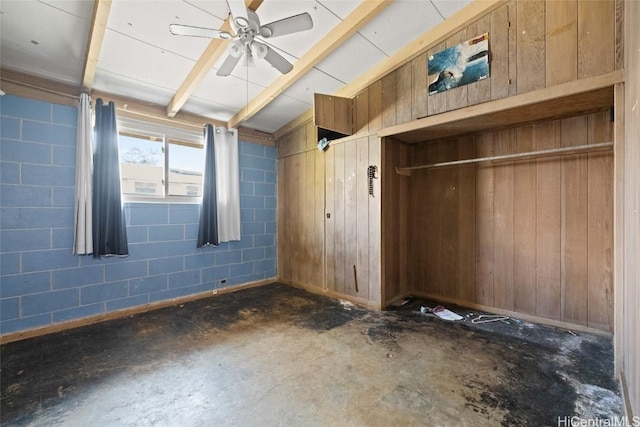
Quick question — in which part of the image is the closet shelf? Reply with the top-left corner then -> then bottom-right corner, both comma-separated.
379,70 -> 623,144
396,142 -> 613,176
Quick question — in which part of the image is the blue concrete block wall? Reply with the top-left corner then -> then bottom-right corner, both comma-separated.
0,94 -> 277,335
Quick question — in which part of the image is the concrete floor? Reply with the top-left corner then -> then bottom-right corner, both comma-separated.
1,283 -> 623,426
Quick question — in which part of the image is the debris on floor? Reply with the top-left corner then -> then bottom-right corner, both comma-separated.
470,314 -> 511,324
389,297 -> 411,308
420,305 -> 464,321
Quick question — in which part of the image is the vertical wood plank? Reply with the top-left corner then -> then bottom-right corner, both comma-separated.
368,80 -> 382,132
560,115 -> 589,326
578,0 -> 615,79
445,29 -> 468,111
324,147 -> 335,292
306,150 -> 319,285
457,136 -> 476,301
333,142 -> 346,295
614,0 -> 624,70
424,142 -> 444,296
368,136 -> 381,305
493,128 -> 515,310
396,62 -> 413,125
315,94 -> 334,136
490,3 -> 510,100
612,83 -> 624,374
513,125 -> 537,315
412,143 -> 436,295
397,142 -> 409,297
334,96 -> 353,136
427,42 -> 447,115
440,140 -> 459,299
476,132 -> 495,306
291,152 -> 302,284
344,139 -> 358,296
467,15 -> 491,106
354,88 -> 369,135
381,73 -> 397,128
587,111 -> 614,331
351,137 -> 370,300
412,53 -> 428,120
507,0 -> 518,96
314,148 -> 325,288
516,0 -> 545,93
305,120 -> 315,152
545,0 -> 577,86
535,120 -> 561,320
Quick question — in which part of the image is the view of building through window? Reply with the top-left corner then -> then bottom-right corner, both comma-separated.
118,130 -> 204,200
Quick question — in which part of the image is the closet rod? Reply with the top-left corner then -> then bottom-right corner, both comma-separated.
396,141 -> 613,176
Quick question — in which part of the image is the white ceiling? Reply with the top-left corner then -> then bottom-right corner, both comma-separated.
0,0 -> 472,134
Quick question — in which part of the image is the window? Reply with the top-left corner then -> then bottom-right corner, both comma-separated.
117,118 -> 204,202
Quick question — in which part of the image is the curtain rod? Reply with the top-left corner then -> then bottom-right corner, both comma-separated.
396,142 -> 614,176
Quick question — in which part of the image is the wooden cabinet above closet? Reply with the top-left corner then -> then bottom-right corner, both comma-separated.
314,93 -> 353,140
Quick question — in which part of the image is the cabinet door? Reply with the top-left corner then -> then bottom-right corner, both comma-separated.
325,136 -> 380,304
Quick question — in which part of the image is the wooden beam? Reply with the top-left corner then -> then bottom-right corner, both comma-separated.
228,0 -> 393,130
81,0 -> 112,92
1,68 -> 79,106
92,90 -> 274,145
166,0 -> 263,118
274,0 -> 505,138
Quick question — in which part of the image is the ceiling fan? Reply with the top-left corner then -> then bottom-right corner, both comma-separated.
169,0 -> 313,76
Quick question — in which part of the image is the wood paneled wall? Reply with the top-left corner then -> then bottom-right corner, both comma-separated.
277,127 -> 382,307
352,0 -> 620,136
381,138 -> 410,302
403,110 -> 614,331
276,0 -> 622,327
325,135 -> 381,305
277,122 -> 325,289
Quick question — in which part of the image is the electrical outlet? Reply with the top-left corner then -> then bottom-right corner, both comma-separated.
220,279 -> 227,284
212,289 -> 218,295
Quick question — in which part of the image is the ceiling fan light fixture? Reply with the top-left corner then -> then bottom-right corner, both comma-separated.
252,41 -> 268,59
218,31 -> 232,40
259,27 -> 272,38
234,16 -> 249,29
228,40 -> 244,58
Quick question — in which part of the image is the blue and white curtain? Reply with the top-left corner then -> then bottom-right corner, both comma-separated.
198,125 -> 241,247
91,98 -> 128,258
73,93 -> 93,255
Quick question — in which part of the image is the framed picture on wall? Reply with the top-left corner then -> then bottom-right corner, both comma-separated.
428,33 -> 489,95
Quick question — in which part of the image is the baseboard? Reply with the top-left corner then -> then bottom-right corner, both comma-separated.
0,278 -> 276,344
619,371 -> 635,421
279,278 -> 381,310
408,291 -> 613,337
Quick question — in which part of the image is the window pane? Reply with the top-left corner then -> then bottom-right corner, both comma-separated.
168,142 -> 204,197
119,134 -> 164,197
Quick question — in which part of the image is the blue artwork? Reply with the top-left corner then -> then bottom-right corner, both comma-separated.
428,33 -> 489,95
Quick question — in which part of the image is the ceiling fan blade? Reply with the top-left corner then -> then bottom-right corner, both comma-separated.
263,46 -> 293,74
259,13 -> 313,38
216,53 -> 243,76
169,24 -> 231,39
226,0 -> 250,29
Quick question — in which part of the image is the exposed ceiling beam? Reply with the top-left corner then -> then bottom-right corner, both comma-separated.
166,0 -> 263,118
227,0 -> 393,130
81,0 -> 112,93
274,0 -> 505,139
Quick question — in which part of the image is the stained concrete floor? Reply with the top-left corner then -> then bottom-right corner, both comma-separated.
1,282 -> 624,426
